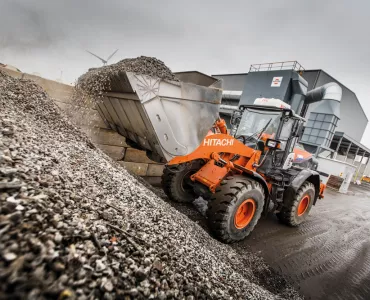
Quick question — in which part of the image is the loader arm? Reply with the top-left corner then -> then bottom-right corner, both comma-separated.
168,134 -> 260,166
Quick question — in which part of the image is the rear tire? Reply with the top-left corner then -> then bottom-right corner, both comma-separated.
207,176 -> 265,243
161,161 -> 202,203
277,181 -> 315,227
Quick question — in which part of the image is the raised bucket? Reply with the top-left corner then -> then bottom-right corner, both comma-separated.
95,71 -> 222,162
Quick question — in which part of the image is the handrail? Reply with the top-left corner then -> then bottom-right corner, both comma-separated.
249,61 -> 305,73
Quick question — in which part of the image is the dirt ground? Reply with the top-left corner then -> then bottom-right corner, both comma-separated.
165,188 -> 370,300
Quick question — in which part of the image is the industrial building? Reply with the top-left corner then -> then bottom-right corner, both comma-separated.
211,62 -> 370,184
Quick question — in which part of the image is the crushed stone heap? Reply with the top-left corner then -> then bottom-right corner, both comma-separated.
0,70 -> 301,299
77,56 -> 179,96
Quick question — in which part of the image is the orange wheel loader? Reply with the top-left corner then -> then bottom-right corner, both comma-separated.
162,98 -> 326,243
91,68 -> 338,244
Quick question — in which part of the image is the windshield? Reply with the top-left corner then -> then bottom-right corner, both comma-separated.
236,109 -> 281,139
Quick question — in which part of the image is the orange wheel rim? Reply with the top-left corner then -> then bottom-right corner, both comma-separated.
297,195 -> 310,216
234,199 -> 256,229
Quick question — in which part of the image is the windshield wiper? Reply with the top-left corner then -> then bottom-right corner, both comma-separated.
257,118 -> 272,140
245,118 -> 272,142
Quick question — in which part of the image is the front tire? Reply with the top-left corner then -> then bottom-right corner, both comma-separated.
161,161 -> 202,203
207,176 -> 265,243
277,181 -> 315,227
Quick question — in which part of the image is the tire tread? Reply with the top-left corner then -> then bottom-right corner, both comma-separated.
207,176 -> 265,243
277,181 -> 315,227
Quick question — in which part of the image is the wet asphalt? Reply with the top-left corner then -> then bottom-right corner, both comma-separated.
234,189 -> 370,299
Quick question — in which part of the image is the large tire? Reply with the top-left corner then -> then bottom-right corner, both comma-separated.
277,181 -> 315,227
161,162 -> 202,203
207,176 -> 265,243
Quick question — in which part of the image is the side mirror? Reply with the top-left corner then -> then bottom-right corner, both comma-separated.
230,110 -> 242,137
266,138 -> 281,150
230,110 -> 242,126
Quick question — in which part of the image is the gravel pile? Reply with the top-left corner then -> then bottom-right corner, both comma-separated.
0,70 -> 301,299
77,56 -> 178,96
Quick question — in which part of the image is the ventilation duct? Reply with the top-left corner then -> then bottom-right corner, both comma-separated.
304,82 -> 342,117
301,82 -> 342,148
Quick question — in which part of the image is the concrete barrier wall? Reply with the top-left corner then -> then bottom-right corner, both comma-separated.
1,67 -> 163,184
317,157 -> 356,193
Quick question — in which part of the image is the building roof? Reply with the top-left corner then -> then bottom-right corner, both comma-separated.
333,131 -> 370,155
212,72 -> 248,77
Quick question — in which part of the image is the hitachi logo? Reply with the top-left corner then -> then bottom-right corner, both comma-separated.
203,139 -> 234,146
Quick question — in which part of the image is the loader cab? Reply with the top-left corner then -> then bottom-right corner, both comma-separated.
234,108 -> 281,150
232,99 -> 305,170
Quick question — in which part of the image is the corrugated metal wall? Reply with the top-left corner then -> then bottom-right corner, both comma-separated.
212,74 -> 248,91
302,70 -> 320,90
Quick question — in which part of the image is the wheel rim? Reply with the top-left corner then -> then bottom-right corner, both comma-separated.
180,170 -> 195,193
234,199 -> 256,229
297,195 -> 310,216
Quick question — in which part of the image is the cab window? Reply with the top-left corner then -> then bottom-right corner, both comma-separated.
279,118 -> 294,150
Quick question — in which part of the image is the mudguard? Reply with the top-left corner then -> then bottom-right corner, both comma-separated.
241,169 -> 270,204
284,169 -> 321,206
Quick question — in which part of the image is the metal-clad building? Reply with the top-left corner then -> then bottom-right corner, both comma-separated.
214,70 -> 368,142
213,73 -> 247,94
216,73 -> 248,91
213,73 -> 247,125
213,67 -> 370,179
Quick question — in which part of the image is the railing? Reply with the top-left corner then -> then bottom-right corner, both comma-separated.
249,61 -> 305,73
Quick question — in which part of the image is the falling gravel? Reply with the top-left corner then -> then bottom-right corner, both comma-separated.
0,70 -> 301,299
77,56 -> 179,97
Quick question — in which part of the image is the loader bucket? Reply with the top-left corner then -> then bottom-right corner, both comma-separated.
95,71 -> 222,162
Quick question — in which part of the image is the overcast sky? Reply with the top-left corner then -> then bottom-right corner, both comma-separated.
1,0 -> 369,146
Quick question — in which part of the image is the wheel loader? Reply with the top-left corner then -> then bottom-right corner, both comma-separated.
93,65 -> 340,243
162,98 -> 325,242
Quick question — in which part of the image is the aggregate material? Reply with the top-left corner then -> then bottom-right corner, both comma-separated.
77,56 -> 179,97
0,70 -> 302,299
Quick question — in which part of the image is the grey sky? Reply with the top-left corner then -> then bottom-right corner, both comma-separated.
1,0 -> 369,146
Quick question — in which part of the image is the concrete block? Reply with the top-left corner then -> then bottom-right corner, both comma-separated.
124,148 -> 156,164
142,176 -> 162,187
22,73 -> 97,108
146,164 -> 164,177
97,144 -> 125,161
119,161 -> 148,176
80,127 -> 128,147
23,73 -> 74,103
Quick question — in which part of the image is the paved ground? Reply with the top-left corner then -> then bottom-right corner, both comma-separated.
348,182 -> 370,196
233,189 -> 370,299
163,188 -> 370,300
